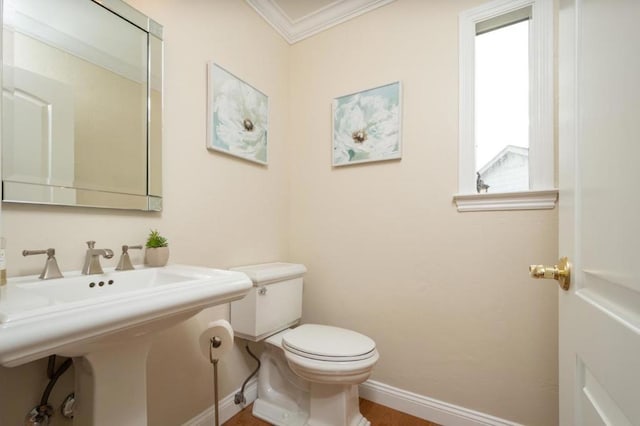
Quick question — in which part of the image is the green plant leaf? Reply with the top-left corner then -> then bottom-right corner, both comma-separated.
146,229 -> 168,248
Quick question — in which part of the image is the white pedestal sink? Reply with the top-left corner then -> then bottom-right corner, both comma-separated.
0,265 -> 252,425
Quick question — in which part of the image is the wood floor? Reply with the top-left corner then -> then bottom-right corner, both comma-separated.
224,399 -> 441,425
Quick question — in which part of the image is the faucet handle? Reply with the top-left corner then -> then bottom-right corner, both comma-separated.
86,241 -> 96,249
116,244 -> 142,271
23,248 -> 50,257
122,244 -> 143,253
22,248 -> 63,280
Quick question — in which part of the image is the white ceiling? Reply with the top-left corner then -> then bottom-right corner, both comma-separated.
274,0 -> 338,21
245,0 -> 396,44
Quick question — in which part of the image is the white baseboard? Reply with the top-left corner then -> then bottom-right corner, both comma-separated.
182,377 -> 258,426
183,377 -> 521,426
359,380 -> 522,426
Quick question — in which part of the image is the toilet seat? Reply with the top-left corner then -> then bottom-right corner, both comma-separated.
283,344 -> 377,362
282,324 -> 377,362
280,324 -> 379,385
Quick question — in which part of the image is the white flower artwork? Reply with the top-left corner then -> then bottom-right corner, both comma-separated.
332,81 -> 402,166
207,63 -> 268,164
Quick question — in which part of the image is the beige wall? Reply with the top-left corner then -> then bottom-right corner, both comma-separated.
0,1 -> 290,425
287,1 -> 559,425
0,1 -> 559,425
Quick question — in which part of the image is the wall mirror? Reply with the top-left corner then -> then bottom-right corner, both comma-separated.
2,0 -> 163,211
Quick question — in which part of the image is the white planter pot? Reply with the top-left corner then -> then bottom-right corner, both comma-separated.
145,246 -> 169,267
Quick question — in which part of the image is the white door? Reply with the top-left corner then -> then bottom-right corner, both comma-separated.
558,0 -> 640,425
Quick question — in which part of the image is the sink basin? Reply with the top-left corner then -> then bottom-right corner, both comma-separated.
3,267 -> 215,308
0,264 -> 252,365
0,264 -> 252,425
0,266 -> 238,320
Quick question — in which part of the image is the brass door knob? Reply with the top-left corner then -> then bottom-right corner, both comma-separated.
529,257 -> 571,290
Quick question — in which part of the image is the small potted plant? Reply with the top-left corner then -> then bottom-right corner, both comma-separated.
145,229 -> 169,267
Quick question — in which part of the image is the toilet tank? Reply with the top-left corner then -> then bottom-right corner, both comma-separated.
230,262 -> 306,341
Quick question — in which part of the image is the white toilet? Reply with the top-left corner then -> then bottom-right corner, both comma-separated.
230,262 -> 379,426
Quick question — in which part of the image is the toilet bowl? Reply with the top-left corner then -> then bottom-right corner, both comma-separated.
229,263 -> 379,426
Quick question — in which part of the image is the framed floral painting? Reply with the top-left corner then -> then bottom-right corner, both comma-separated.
332,81 -> 402,166
207,62 -> 268,164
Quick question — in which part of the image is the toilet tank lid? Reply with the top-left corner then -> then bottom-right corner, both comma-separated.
230,262 -> 307,286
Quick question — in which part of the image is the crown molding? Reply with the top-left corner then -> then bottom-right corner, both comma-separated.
246,0 -> 396,44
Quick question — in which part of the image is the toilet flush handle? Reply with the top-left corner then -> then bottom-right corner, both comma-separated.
258,286 -> 267,295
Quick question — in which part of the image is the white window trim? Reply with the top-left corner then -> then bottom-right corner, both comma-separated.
454,189 -> 558,212
456,0 -> 556,212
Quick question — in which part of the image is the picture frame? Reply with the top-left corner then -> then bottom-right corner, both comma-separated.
207,62 -> 268,165
332,81 -> 402,166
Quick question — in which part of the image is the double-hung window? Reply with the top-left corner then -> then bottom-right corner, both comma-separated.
455,0 -> 556,211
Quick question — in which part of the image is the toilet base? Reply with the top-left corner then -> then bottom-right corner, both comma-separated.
307,383 -> 370,426
253,398 -> 309,426
253,393 -> 370,426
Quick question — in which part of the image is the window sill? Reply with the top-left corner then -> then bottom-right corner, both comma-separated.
453,189 -> 558,212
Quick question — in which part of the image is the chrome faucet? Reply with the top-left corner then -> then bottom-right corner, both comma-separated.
82,241 -> 114,275
116,244 -> 143,271
22,248 -> 64,280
